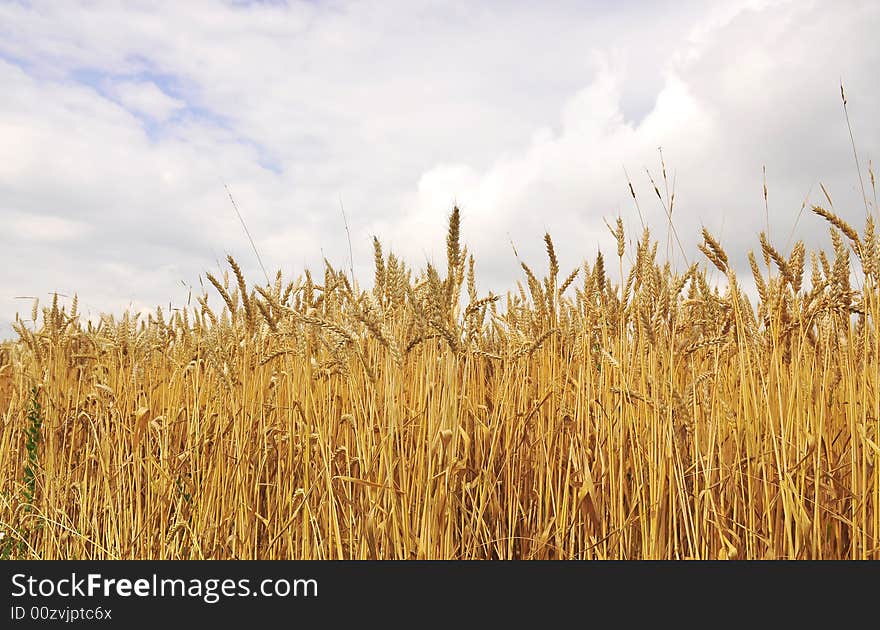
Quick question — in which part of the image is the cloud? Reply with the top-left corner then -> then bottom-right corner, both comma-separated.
9,213 -> 90,242
0,0 -> 878,337
382,1 -> 880,288
104,80 -> 185,122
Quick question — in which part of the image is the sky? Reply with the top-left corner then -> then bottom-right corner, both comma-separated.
1,0 -> 878,335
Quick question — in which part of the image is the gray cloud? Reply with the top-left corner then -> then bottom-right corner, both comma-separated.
1,0 -> 878,336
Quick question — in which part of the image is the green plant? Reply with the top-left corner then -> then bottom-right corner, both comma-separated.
1,386 -> 43,559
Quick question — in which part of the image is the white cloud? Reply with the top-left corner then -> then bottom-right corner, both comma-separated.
10,213 -> 90,242
105,80 -> 185,122
382,1 -> 880,286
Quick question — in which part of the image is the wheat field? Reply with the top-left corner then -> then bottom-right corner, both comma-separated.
1,200 -> 878,560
